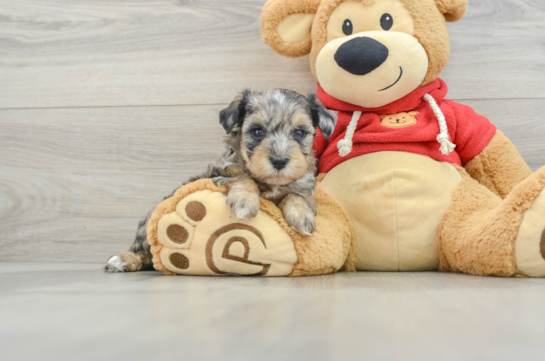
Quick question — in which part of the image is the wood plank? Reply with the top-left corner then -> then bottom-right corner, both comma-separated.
444,0 -> 545,99
1,266 -> 545,360
0,104 -> 227,263
1,98 -> 544,263
464,98 -> 545,171
0,0 -> 544,109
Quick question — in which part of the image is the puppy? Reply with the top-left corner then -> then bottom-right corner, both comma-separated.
105,89 -> 337,272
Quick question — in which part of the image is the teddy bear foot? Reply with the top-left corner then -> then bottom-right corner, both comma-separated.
515,182 -> 545,277
145,178 -> 354,277
149,187 -> 298,276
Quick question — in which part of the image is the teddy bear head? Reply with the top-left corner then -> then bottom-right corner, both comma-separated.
261,0 -> 467,108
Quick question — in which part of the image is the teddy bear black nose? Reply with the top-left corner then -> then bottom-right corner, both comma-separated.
334,37 -> 389,76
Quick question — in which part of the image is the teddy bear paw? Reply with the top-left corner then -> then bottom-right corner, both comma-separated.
153,190 -> 298,276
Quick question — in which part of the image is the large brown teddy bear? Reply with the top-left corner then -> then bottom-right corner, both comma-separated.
146,0 -> 545,277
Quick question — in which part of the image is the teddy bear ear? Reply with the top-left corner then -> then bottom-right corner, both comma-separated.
260,0 -> 322,58
435,0 -> 468,22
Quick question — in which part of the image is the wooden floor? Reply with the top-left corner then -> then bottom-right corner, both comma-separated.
1,263 -> 545,360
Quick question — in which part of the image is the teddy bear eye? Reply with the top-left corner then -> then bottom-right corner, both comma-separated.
380,13 -> 393,31
342,19 -> 353,36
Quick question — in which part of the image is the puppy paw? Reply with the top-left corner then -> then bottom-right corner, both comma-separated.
226,191 -> 260,219
284,207 -> 316,236
280,194 -> 317,236
105,253 -> 143,272
105,255 -> 132,272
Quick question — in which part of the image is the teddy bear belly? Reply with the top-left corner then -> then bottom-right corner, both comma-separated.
321,151 -> 462,271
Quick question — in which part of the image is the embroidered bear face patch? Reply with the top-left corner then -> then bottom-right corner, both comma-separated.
380,111 -> 419,129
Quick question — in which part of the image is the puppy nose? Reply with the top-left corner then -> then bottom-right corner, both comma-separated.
334,37 -> 389,76
270,156 -> 289,170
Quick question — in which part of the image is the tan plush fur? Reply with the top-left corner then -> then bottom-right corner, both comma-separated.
147,179 -> 227,275
397,0 -> 460,86
465,131 -> 532,199
259,0 -> 545,278
439,166 -> 545,277
308,0 -> 451,85
434,0 -> 467,22
260,0 -> 322,58
261,0 -> 467,86
290,182 -> 355,276
260,0 -> 545,278
147,178 -> 354,276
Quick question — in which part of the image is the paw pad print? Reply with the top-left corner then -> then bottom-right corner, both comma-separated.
153,189 -> 297,276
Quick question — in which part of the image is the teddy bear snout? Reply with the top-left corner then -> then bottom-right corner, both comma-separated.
334,37 -> 389,76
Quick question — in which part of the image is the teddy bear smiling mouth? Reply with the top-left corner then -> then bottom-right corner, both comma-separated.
378,66 -> 403,92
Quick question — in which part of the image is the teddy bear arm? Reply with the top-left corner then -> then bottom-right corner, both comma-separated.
464,130 -> 532,199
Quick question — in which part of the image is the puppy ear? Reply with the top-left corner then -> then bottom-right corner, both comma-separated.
260,0 -> 322,58
307,92 -> 337,140
219,90 -> 250,134
435,0 -> 467,22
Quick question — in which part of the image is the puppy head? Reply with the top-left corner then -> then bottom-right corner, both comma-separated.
219,89 -> 337,185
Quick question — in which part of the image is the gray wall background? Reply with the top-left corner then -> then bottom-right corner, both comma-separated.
1,0 -> 544,263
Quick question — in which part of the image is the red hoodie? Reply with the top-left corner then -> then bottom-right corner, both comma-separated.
313,79 -> 496,174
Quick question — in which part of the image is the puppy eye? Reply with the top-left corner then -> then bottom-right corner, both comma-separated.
294,129 -> 306,140
342,19 -> 353,36
380,13 -> 393,31
251,128 -> 264,139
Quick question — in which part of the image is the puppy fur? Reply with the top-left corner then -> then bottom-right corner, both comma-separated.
105,89 -> 337,272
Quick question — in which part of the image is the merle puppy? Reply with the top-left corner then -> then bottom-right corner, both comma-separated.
106,89 -> 337,272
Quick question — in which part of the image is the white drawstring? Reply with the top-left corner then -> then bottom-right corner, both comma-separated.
337,111 -> 361,157
336,94 -> 456,158
423,93 -> 456,155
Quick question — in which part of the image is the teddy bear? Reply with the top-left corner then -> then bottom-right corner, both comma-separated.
146,0 -> 545,278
